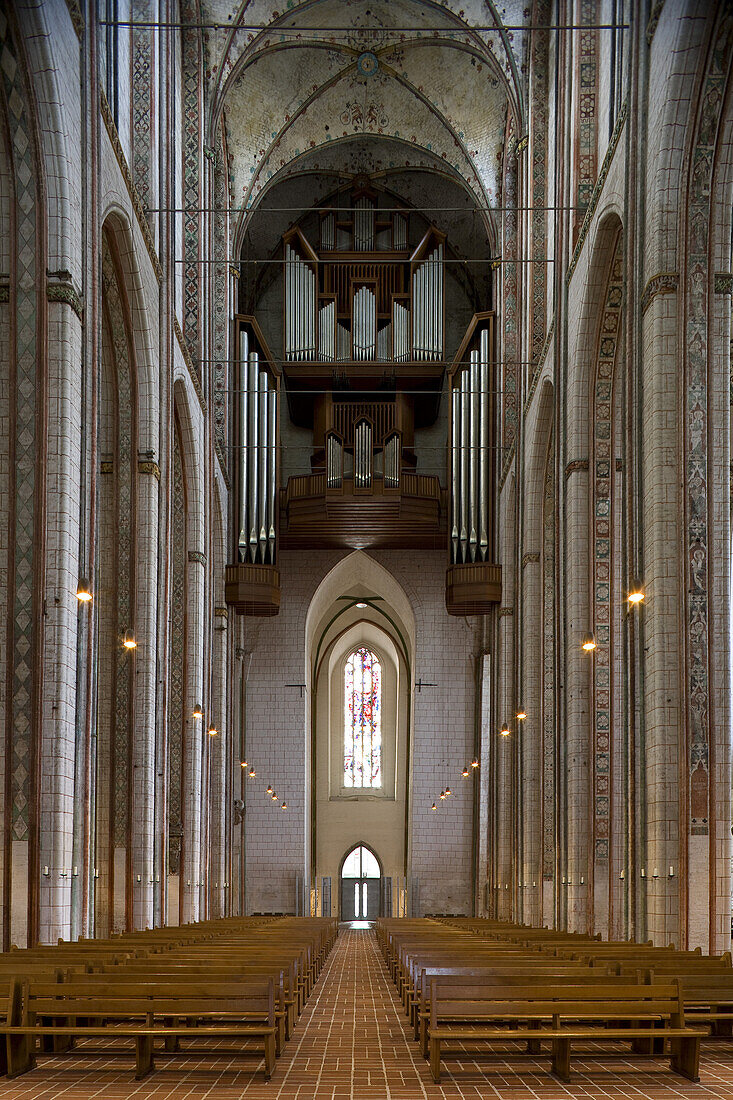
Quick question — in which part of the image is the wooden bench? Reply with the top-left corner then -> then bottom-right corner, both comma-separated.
426,977 -> 705,1084
0,976 -> 276,1080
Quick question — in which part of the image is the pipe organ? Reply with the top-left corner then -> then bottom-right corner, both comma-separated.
227,181 -> 499,611
283,196 -> 445,366
238,326 -> 278,566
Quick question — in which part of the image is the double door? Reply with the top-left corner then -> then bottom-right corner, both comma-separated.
341,877 -> 380,920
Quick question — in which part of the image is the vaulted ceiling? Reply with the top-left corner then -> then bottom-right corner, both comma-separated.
199,0 -> 529,246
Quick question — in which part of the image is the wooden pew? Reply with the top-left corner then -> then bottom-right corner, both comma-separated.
0,975 -> 276,1080
426,976 -> 704,1084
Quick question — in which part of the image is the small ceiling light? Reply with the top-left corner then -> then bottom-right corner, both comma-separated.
439,790 -> 446,800
462,764 -> 470,778
516,706 -> 527,721
76,579 -> 92,602
445,786 -> 452,797
281,801 -> 288,810
248,767 -> 256,778
500,723 -> 510,737
266,785 -> 273,795
356,601 -> 367,609
471,758 -> 479,768
431,802 -> 437,811
208,725 -> 218,737
122,630 -> 137,650
627,585 -> 645,604
581,632 -> 597,651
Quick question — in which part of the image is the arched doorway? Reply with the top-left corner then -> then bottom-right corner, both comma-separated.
340,845 -> 381,920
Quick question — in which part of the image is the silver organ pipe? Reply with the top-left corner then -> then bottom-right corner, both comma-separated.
377,322 -> 391,361
384,434 -> 399,489
267,384 -> 277,562
321,213 -> 335,250
459,368 -> 469,563
238,329 -> 249,557
354,196 -> 375,251
326,434 -> 342,490
337,323 -> 350,361
435,244 -> 444,360
284,244 -> 316,361
239,344 -> 279,565
319,300 -> 335,362
353,286 -> 376,360
354,420 -> 372,489
469,349 -> 479,561
393,300 -> 408,363
247,351 -> 259,560
451,386 -> 460,564
411,263 -> 422,360
450,326 -> 490,565
479,327 -> 490,558
258,370 -> 268,561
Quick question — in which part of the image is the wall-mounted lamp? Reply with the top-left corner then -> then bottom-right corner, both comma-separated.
431,802 -> 437,811
581,632 -> 597,652
500,723 -> 510,737
516,705 -> 527,721
249,767 -> 256,778
281,802 -> 288,810
445,786 -> 452,797
640,868 -> 646,878
439,790 -> 446,800
192,703 -> 203,719
208,725 -> 218,737
123,630 -> 137,650
266,785 -> 273,795
76,578 -> 92,603
627,581 -> 645,605
669,866 -> 675,877
271,791 -> 278,801
462,764 -> 470,778
471,758 -> 479,769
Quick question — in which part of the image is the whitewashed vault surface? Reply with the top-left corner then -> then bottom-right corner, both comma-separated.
198,0 -> 529,237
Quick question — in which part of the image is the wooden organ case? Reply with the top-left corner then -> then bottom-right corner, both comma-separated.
226,184 -> 501,617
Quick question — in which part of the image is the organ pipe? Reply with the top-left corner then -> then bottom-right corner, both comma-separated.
384,434 -> 400,489
469,349 -> 479,561
284,242 -> 316,361
326,434 -> 342,490
354,420 -> 372,490
450,325 -> 490,566
238,329 -> 249,557
238,335 -> 278,566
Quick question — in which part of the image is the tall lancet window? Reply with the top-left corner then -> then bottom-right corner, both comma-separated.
344,647 -> 382,787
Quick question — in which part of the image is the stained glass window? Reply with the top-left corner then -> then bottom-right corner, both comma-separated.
344,647 -> 382,787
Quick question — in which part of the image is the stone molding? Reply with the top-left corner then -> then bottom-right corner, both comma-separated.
100,461 -> 114,474
173,318 -> 207,414
714,272 -> 733,294
498,606 -> 514,617
646,0 -> 665,44
500,442 -> 515,490
567,102 -> 627,281
564,458 -> 589,479
522,553 -> 540,567
215,439 -> 230,489
100,91 -> 163,282
214,606 -> 229,618
525,317 -> 555,413
515,134 -> 529,155
46,278 -> 83,320
0,280 -> 8,303
138,460 -> 161,481
641,272 -> 678,313
188,550 -> 206,565
64,0 -> 84,39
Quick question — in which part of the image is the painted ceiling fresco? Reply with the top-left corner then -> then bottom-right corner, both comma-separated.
198,0 -> 529,241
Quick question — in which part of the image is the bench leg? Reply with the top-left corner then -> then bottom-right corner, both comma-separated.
264,1033 -> 276,1080
163,1018 -> 181,1052
551,1038 -> 571,1083
6,1035 -> 32,1079
135,1035 -> 155,1079
713,1008 -> 733,1038
420,1017 -> 429,1059
429,1037 -> 441,1084
276,1015 -> 284,1056
671,1036 -> 700,1083
527,1019 -> 541,1055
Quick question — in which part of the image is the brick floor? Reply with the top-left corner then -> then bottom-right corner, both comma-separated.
2,926 -> 733,1098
